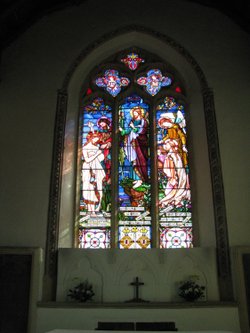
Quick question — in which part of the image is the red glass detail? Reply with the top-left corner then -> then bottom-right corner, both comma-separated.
86,88 -> 92,95
121,52 -> 144,71
175,86 -> 182,93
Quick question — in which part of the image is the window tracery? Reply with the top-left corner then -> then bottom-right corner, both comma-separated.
78,49 -> 192,249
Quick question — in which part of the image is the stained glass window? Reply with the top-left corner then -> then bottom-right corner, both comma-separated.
96,70 -> 130,97
79,98 -> 112,248
137,69 -> 172,96
118,95 -> 151,249
79,50 -> 192,249
156,97 -> 192,248
121,52 -> 144,70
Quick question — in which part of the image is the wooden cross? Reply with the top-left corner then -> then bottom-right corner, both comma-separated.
131,276 -> 144,301
125,276 -> 149,303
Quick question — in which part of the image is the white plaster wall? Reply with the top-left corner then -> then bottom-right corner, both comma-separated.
56,248 -> 219,303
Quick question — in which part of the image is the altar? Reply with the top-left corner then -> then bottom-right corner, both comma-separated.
46,329 -> 234,333
36,248 -> 240,333
36,302 -> 240,333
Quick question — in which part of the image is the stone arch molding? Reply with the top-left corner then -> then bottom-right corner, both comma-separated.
58,254 -> 104,302
114,251 -> 159,302
45,25 -> 233,301
167,253 -> 213,302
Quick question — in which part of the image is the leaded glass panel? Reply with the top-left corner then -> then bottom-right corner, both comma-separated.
156,97 -> 192,248
78,50 -> 193,249
79,228 -> 111,249
121,52 -> 144,70
118,95 -> 151,248
160,227 -> 192,248
137,69 -> 172,96
79,98 -> 112,248
119,226 -> 151,249
96,69 -> 130,97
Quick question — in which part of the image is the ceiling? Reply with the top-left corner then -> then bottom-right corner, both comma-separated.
1,0 -> 250,49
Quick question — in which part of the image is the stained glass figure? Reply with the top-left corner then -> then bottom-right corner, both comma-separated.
121,52 -> 145,71
137,69 -> 172,96
96,69 -> 130,97
119,226 -> 151,249
79,50 -> 193,249
79,98 -> 112,248
118,95 -> 151,248
156,97 -> 192,248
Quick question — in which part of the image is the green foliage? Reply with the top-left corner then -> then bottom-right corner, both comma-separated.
68,280 -> 95,302
178,280 -> 205,302
120,177 -> 150,192
120,177 -> 135,188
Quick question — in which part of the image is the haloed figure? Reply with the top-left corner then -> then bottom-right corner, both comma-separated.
157,113 -> 190,207
82,131 -> 105,213
97,116 -> 112,182
120,106 -> 148,188
159,138 -> 190,207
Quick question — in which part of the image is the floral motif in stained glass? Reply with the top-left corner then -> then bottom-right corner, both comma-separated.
160,227 -> 193,248
79,228 -> 111,249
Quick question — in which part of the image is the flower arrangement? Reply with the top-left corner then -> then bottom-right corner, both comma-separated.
178,279 -> 205,302
68,279 -> 95,302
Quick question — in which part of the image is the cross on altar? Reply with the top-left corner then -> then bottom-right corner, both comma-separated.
125,276 -> 149,303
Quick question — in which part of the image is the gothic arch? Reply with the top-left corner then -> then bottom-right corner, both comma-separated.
44,26 -> 233,301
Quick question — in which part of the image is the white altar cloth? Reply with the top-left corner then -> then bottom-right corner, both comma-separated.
46,329 -> 234,333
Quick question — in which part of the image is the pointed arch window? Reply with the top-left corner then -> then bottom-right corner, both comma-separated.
78,50 -> 192,249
